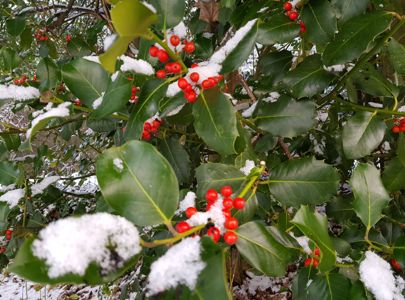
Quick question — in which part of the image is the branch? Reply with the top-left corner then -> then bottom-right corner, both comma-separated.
277,138 -> 293,160
237,73 -> 257,102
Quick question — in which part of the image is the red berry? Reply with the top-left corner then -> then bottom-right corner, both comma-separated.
144,122 -> 152,131
304,258 -> 312,267
224,231 -> 238,245
185,207 -> 198,218
225,217 -> 238,230
177,78 -> 188,89
171,62 -> 182,74
176,221 -> 191,233
66,34 -> 72,43
300,21 -> 307,33
185,91 -> 197,103
191,63 -> 199,68
150,125 -> 158,133
190,72 -> 200,82
222,197 -> 234,210
283,2 -> 293,11
152,120 -> 160,128
0,246 -> 5,254
158,50 -> 169,62
392,126 -> 400,133
149,46 -> 159,57
304,258 -> 319,268
170,35 -> 180,47
142,130 -> 151,140
184,84 -> 194,93
205,189 -> 218,203
233,197 -> 245,210
217,74 -> 224,82
165,62 -> 174,73
33,74 -> 37,81
289,11 -> 299,21
313,259 -> 319,267
156,70 -> 166,78
314,247 -> 321,256
220,186 -> 233,197
207,226 -> 221,243
222,209 -> 232,218
5,230 -> 12,236
5,234 -> 11,241
202,79 -> 214,89
184,42 -> 196,53
391,259 -> 402,271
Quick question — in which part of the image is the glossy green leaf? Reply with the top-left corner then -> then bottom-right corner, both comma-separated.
124,79 -> 168,140
20,26 -> 33,50
37,57 -> 60,92
257,15 -> 300,45
67,37 -> 92,57
193,89 -> 239,156
255,96 -> 315,138
62,58 -> 109,107
350,163 -> 391,229
159,136 -> 191,184
331,0 -> 369,23
220,20 -> 259,73
322,12 -> 392,66
387,38 -> 405,75
233,193 -> 258,224
151,0 -> 185,28
282,55 -> 334,98
195,163 -> 245,199
307,273 -> 351,300
397,133 -> 405,167
268,158 -> 339,207
6,17 -> 26,36
1,48 -> 21,71
301,0 -> 337,44
342,112 -> 386,159
382,158 -> 405,192
92,72 -> 132,120
0,161 -> 20,185
393,236 -> 405,267
236,221 -> 299,276
258,50 -> 292,82
292,206 -> 336,272
96,141 -> 179,226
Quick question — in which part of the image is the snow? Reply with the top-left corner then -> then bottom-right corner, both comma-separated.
289,232 -> 312,254
83,56 -> 100,64
176,191 -> 196,215
240,160 -> 255,176
0,188 -> 24,208
168,21 -> 188,39
241,102 -> 257,118
113,158 -> 124,172
0,84 -> 40,101
187,196 -> 226,232
185,62 -> 221,85
359,251 -> 405,300
141,1 -> 157,13
92,95 -> 103,109
146,237 -> 206,296
31,176 -> 60,196
166,103 -> 185,116
26,102 -> 71,139
263,91 -> 281,103
103,34 -> 116,51
166,82 -> 182,97
32,213 -> 142,278
0,184 -> 16,193
120,55 -> 155,75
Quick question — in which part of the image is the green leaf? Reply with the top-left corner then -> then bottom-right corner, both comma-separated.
124,79 -> 168,140
269,158 -> 339,207
257,15 -> 300,45
159,136 -> 191,184
0,161 -> 20,185
393,236 -> 405,267
282,55 -> 334,98
236,221 -> 299,276
350,163 -> 391,230
62,58 -> 109,107
20,26 -> 33,50
258,50 -> 292,82
193,89 -> 239,156
397,133 -> 405,166
9,238 -> 138,285
301,0 -> 337,44
6,17 -> 26,36
1,48 -> 21,71
67,37 -> 92,57
292,206 -> 336,272
96,141 -> 179,226
195,163 -> 245,199
37,57 -> 60,92
233,194 -> 258,224
331,0 -> 369,23
307,273 -> 351,300
382,158 -> 405,192
322,12 -> 392,66
255,96 -> 315,138
387,38 -> 405,75
92,72 -> 132,120
220,20 -> 259,73
150,0 -> 185,28
342,112 -> 386,159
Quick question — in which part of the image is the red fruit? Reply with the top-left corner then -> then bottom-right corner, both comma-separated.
170,35 -> 180,47
222,209 -> 232,218
191,63 -> 199,68
73,99 -> 82,106
224,231 -> 238,245
5,235 -> 11,241
207,226 -> 221,243
304,258 -> 319,267
150,125 -> 158,133
300,21 -> 307,33
158,50 -> 169,62
222,197 -> 234,210
176,221 -> 191,233
289,11 -> 299,21
225,217 -> 238,230
185,207 -> 198,218
184,42 -> 196,53
0,246 -> 6,254
149,45 -> 159,57
152,120 -> 161,128
156,70 -> 166,78
171,62 -> 182,74
185,91 -> 197,103
202,79 -> 214,89
5,230 -> 12,236
190,72 -> 200,82
314,247 -> 321,256
313,259 -> 319,267
178,78 -> 189,89
221,186 -> 233,197
33,74 -> 37,81
217,74 -> 224,82
142,130 -> 151,140
144,122 -> 152,131
165,63 -> 174,73
66,34 -> 72,43
392,125 -> 400,133
283,2 -> 293,11
391,259 -> 402,271
233,197 -> 245,210
205,189 -> 218,203
304,258 -> 312,267
184,84 -> 194,93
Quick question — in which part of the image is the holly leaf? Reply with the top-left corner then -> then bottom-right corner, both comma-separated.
257,15 -> 300,45
37,57 -> 60,92
387,38 -> 405,75
382,158 -> 405,192
150,0 -> 186,28
0,161 -> 20,185
306,273 -> 351,300
331,0 -> 369,23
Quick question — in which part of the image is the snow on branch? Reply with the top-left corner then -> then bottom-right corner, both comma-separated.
0,85 -> 40,101
120,56 -> 155,75
31,176 -> 60,196
0,189 -> 25,208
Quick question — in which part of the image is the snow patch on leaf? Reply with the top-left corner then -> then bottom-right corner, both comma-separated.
31,176 -> 60,196
113,158 -> 124,172
187,196 -> 226,232
176,191 -> 196,215
83,56 -> 100,64
141,1 -> 156,13
240,160 -> 255,176
120,56 -> 155,75
0,188 -> 24,208
0,85 -> 40,101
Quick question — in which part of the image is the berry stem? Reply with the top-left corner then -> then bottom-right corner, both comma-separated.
237,165 -> 265,199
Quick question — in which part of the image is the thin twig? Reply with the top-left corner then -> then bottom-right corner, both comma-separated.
277,137 -> 293,159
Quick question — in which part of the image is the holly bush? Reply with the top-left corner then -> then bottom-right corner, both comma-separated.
0,0 -> 405,299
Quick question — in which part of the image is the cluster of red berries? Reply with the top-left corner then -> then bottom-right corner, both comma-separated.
391,258 -> 402,272
304,247 -> 320,268
0,229 -> 13,254
175,186 -> 246,246
13,75 -> 27,85
130,86 -> 140,103
177,72 -> 224,103
66,34 -> 72,43
391,117 -> 405,133
142,119 -> 162,140
283,2 -> 306,33
34,29 -> 49,41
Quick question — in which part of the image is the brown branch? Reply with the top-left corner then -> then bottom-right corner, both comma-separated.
237,73 -> 257,102
277,137 -> 293,160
